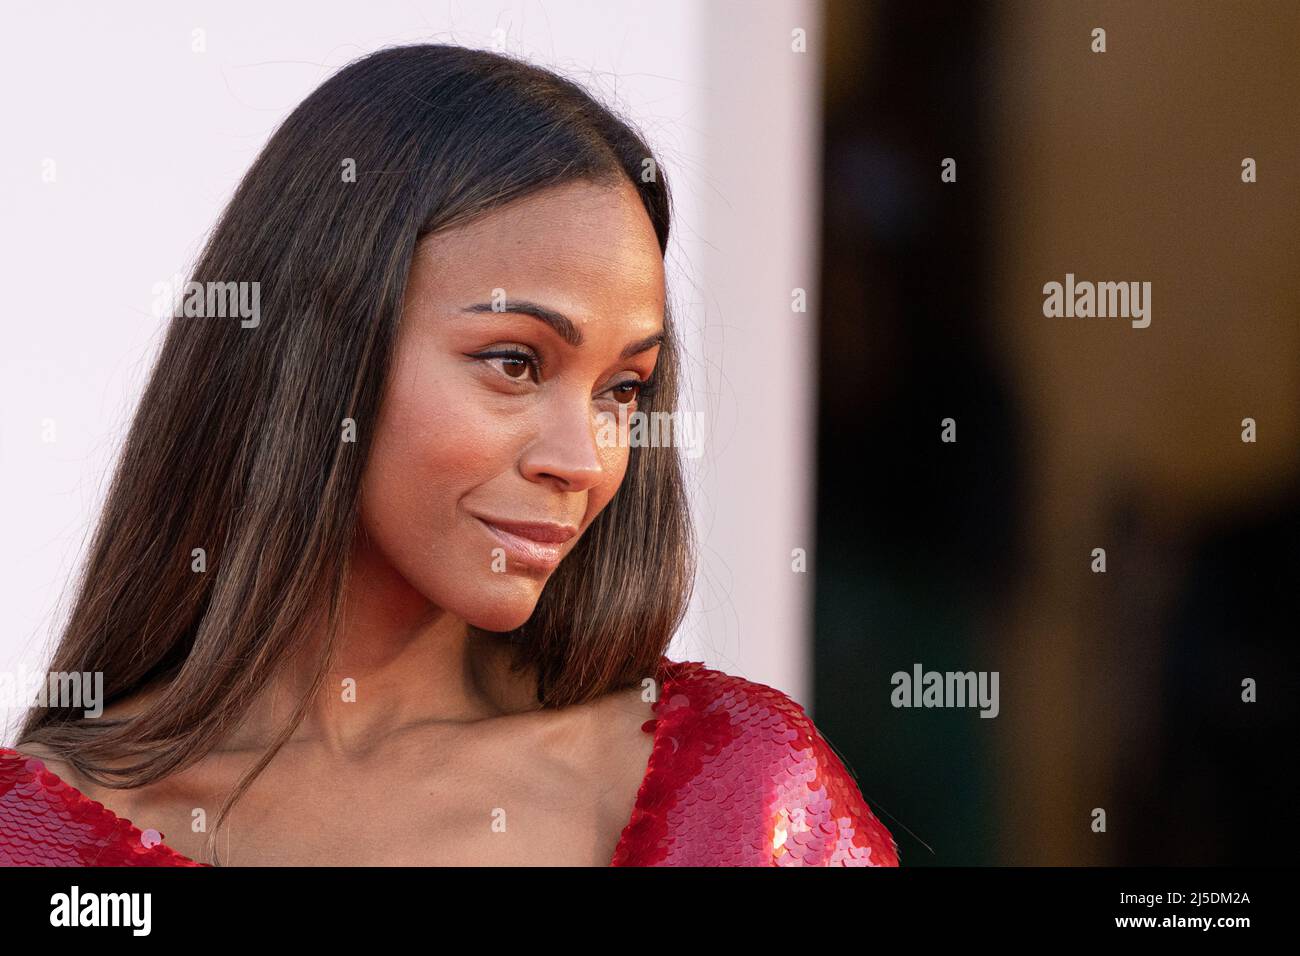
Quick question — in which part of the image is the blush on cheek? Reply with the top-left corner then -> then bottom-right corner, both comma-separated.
356,390 -> 564,632
602,441 -> 633,485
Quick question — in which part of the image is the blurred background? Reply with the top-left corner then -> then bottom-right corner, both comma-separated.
1,1 -> 1296,865
814,0 -> 1299,865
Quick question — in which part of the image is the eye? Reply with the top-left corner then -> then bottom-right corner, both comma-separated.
608,376 -> 659,406
472,348 -> 540,384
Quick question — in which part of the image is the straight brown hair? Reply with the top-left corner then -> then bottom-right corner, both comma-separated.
16,43 -> 695,865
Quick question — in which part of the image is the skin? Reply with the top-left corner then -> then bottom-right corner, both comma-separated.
18,178 -> 667,865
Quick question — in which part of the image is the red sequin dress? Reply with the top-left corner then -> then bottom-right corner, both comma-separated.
1,658 -> 899,866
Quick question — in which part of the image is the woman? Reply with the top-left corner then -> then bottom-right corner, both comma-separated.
0,43 -> 898,867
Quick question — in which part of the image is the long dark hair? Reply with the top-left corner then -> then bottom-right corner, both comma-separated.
16,43 -> 695,864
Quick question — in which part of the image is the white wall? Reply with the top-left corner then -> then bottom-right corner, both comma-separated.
0,0 -> 823,741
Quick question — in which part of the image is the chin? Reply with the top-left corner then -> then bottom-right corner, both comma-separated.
456,577 -> 548,633
467,606 -> 537,633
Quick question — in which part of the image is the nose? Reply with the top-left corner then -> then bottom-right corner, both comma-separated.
517,391 -> 608,493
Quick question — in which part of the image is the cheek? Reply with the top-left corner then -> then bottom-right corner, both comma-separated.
582,440 -> 631,525
356,349 -> 638,629
360,369 -> 521,577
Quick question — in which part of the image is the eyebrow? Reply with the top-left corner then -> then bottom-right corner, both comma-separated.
460,300 -> 665,360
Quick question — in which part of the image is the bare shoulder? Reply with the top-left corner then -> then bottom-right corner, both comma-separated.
589,681 -> 657,756
7,741 -> 90,792
9,683 -> 167,792
578,681 -> 657,807
601,679 -> 659,718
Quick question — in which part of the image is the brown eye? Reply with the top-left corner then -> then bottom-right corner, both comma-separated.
501,357 -> 529,379
472,349 -> 540,384
612,382 -> 641,405
610,377 -> 657,405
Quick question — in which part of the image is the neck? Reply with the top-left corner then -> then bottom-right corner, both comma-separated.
230,530 -> 541,758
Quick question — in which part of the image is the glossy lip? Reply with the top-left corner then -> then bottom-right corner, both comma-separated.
472,515 -> 578,572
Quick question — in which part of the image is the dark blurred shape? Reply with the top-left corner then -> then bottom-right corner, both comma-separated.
1113,490 -> 1300,864
813,0 -> 1299,866
814,0 -> 1020,865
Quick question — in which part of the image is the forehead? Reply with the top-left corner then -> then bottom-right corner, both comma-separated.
410,179 -> 665,320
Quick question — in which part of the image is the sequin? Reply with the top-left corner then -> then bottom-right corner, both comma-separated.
610,659 -> 899,866
0,657 -> 899,867
0,750 -> 203,867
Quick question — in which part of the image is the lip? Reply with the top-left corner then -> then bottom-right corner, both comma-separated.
472,516 -> 578,571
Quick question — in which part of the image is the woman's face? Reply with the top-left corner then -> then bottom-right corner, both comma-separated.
358,178 -> 666,632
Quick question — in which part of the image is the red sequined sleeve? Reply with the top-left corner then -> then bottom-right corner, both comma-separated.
613,660 -> 901,866
757,681 -> 901,867
0,748 -> 204,867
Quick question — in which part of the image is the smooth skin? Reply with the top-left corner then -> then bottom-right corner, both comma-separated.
19,178 -> 667,865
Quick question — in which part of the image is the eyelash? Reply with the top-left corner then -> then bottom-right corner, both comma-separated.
471,349 -> 659,403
